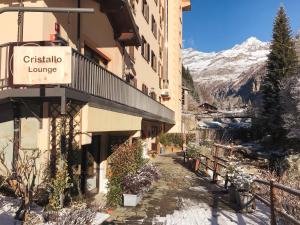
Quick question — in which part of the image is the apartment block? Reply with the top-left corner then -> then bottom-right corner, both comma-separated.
0,0 -> 190,194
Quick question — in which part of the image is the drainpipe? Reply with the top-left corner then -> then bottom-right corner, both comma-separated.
77,0 -> 81,51
122,44 -> 126,79
17,0 -> 24,42
163,0 -> 168,88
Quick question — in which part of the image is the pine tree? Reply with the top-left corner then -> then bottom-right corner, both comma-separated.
260,6 -> 298,142
182,65 -> 200,103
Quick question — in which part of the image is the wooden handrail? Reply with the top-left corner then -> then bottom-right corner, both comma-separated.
187,143 -> 300,225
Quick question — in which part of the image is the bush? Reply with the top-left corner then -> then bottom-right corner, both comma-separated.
186,143 -> 211,159
159,133 -> 196,147
48,158 -> 72,210
122,164 -> 160,195
106,141 -> 146,206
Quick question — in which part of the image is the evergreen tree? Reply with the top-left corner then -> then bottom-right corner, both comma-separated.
182,65 -> 200,103
260,6 -> 298,141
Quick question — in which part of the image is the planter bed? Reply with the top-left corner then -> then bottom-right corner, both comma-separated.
123,193 -> 143,207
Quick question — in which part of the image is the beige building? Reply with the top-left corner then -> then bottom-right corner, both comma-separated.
0,0 -> 190,194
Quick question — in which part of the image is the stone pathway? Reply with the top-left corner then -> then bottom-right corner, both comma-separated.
110,153 -> 270,225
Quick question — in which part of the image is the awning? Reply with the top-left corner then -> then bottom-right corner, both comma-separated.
99,0 -> 142,46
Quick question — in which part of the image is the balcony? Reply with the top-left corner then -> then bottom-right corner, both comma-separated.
182,0 -> 191,11
0,42 -> 175,124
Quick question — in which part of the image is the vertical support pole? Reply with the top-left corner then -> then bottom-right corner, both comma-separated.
81,144 -> 87,194
59,112 -> 67,208
12,102 -> 20,173
17,0 -> 24,43
270,180 -> 277,225
77,0 -> 81,51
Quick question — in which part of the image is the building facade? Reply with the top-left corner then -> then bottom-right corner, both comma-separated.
0,0 -> 190,194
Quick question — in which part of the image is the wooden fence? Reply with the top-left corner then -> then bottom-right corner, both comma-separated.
187,143 -> 300,225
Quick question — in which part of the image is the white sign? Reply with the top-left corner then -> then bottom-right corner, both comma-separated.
13,46 -> 72,85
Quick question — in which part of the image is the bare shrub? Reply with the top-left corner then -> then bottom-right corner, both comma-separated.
256,169 -> 300,224
0,141 -> 46,221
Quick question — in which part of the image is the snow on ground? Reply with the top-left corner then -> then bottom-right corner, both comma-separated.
153,197 -> 270,225
0,196 -> 24,225
0,195 -> 110,225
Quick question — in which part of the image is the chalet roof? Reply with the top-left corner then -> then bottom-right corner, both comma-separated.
199,103 -> 218,110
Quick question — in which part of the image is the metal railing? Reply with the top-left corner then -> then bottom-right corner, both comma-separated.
68,50 -> 174,122
187,143 -> 300,225
0,42 -> 175,123
0,43 -> 10,90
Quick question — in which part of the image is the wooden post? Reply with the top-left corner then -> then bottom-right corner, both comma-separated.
270,180 -> 277,225
195,158 -> 200,172
224,174 -> 228,189
212,146 -> 219,183
206,157 -> 209,173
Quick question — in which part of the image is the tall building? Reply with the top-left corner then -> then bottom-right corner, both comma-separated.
0,0 -> 190,194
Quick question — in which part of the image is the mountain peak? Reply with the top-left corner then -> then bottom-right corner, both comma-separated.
245,37 -> 262,44
233,37 -> 266,50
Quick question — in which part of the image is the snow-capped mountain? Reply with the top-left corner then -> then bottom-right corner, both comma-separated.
182,37 -> 270,107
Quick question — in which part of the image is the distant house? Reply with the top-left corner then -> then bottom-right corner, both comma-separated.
199,103 -> 218,113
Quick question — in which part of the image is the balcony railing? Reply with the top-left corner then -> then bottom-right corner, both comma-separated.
0,42 -> 175,124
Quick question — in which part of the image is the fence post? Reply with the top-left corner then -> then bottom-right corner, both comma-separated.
205,157 -> 209,173
224,173 -> 228,189
270,180 -> 277,225
195,158 -> 200,172
212,146 -> 218,183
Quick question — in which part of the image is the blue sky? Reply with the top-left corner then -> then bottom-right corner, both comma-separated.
183,0 -> 300,52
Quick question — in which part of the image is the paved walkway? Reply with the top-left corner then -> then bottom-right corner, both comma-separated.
110,153 -> 270,225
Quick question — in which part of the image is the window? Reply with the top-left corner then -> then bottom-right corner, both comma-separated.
142,0 -> 149,22
142,84 -> 149,95
161,7 -> 165,22
141,36 -> 145,56
163,79 -> 169,89
129,46 -> 135,61
146,44 -> 150,62
126,74 -> 137,87
150,91 -> 157,100
159,47 -> 163,59
151,51 -> 157,71
141,36 -> 150,62
130,0 -> 136,14
84,45 -> 109,68
159,77 -> 162,89
151,15 -> 157,38
182,89 -> 185,106
158,62 -> 161,77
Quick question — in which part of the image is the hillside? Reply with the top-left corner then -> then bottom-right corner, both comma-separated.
182,37 -> 270,108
